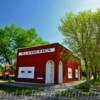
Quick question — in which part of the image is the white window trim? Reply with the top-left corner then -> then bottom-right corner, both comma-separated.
75,69 -> 78,78
68,68 -> 72,79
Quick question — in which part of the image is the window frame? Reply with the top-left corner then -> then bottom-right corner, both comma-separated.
68,68 -> 72,79
75,69 -> 78,78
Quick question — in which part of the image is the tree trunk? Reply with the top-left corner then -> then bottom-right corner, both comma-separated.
86,66 -> 90,83
84,58 -> 90,83
93,66 -> 97,80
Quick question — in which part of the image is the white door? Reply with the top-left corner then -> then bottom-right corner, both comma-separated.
58,61 -> 63,83
18,67 -> 35,79
45,60 -> 55,84
78,66 -> 80,80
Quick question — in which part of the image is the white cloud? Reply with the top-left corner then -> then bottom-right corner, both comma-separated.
78,0 -> 100,12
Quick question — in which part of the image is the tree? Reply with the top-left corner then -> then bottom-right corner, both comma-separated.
0,24 -> 48,64
59,9 -> 100,83
90,9 -> 100,80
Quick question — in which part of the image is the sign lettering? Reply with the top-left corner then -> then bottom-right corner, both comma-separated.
18,48 -> 55,56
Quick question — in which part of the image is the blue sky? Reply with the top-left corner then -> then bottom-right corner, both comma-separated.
0,0 -> 100,44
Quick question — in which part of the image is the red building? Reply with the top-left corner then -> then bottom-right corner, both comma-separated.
15,43 -> 81,84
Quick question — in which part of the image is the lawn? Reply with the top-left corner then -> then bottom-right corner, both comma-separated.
0,84 -> 40,95
74,77 -> 100,91
55,78 -> 100,99
91,78 -> 100,88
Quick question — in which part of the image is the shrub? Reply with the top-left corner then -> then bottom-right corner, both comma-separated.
75,82 -> 90,92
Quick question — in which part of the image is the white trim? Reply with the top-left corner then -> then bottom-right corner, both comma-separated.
58,61 -> 63,83
75,69 -> 78,78
68,68 -> 72,79
37,77 -> 43,80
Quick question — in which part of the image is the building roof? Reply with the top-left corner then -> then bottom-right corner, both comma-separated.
18,43 -> 60,50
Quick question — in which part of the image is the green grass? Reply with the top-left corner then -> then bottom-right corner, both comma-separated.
81,76 -> 86,80
74,77 -> 100,91
75,82 -> 90,91
0,84 -> 40,95
91,77 -> 100,88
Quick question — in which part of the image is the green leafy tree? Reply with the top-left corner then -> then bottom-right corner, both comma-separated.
59,9 -> 100,83
0,24 -> 48,64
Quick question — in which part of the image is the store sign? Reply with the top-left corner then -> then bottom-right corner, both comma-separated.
18,48 -> 55,56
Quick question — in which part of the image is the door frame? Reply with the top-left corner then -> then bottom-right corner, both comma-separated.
45,60 -> 55,84
58,61 -> 63,83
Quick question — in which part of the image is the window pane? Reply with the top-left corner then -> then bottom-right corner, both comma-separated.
68,68 -> 72,79
28,71 -> 32,73
75,69 -> 78,78
21,71 -> 25,73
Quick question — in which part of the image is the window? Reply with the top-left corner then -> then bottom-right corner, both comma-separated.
21,71 -> 25,73
68,68 -> 72,79
27,71 -> 32,73
75,69 -> 78,78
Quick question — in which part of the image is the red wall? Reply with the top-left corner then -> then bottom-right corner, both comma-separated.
15,43 -> 81,84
